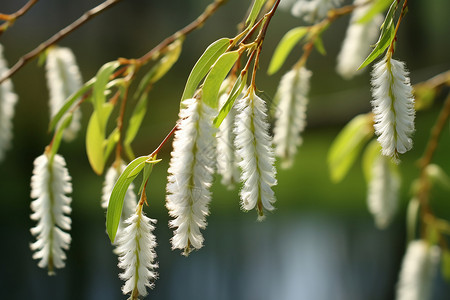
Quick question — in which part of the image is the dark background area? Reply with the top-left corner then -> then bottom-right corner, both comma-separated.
0,0 -> 449,299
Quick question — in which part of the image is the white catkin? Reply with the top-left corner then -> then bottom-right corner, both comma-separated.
291,0 -> 342,23
367,154 -> 400,229
45,46 -> 83,142
234,91 -> 277,220
0,44 -> 18,163
216,92 -> 240,188
102,163 -> 137,224
336,0 -> 383,79
166,98 -> 216,255
116,209 -> 158,298
273,67 -> 311,169
395,240 -> 440,300
371,57 -> 415,161
30,153 -> 72,275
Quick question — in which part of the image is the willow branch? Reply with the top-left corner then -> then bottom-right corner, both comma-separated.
0,0 -> 39,35
0,0 -> 123,84
134,0 -> 227,65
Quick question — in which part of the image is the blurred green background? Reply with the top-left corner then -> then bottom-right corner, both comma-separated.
0,0 -> 449,299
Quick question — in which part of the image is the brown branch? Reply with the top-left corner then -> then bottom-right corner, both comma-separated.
0,0 -> 39,35
0,0 -> 123,84
134,0 -> 227,65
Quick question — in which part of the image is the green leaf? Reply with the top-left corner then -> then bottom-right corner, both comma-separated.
362,139 -> 381,183
124,93 -> 148,148
213,72 -> 247,127
406,197 -> 420,242
358,0 -> 393,24
92,61 -> 120,110
106,156 -> 149,242
86,103 -> 114,175
49,78 -> 95,132
267,27 -> 308,75
103,128 -> 120,164
327,114 -> 374,183
181,38 -> 231,101
49,114 -> 73,161
246,0 -> 267,27
358,1 -> 397,70
202,50 -> 240,108
314,36 -> 326,56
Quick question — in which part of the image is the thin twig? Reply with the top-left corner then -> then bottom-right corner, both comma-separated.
0,0 -> 123,84
0,0 -> 39,35
135,0 -> 227,65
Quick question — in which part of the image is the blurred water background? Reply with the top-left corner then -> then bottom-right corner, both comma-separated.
0,0 -> 449,299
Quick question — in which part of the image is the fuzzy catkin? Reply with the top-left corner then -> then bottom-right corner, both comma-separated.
234,91 -> 277,219
116,209 -> 158,298
367,154 -> 400,229
336,0 -> 383,79
371,57 -> 415,161
273,67 -> 311,168
291,0 -> 342,23
395,240 -> 440,300
45,46 -> 83,142
166,98 -> 216,255
30,154 -> 72,274
0,44 -> 18,163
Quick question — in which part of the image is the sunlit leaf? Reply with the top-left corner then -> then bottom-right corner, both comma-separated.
106,156 -> 149,242
214,72 -> 247,127
92,60 -> 120,110
181,38 -> 231,101
267,27 -> 308,75
358,1 -> 397,70
49,78 -> 95,132
328,114 -> 374,183
358,0 -> 393,24
202,50 -> 240,108
246,0 -> 267,28
314,36 -> 326,56
103,128 -> 120,164
425,164 -> 450,190
124,93 -> 148,148
86,103 -> 114,175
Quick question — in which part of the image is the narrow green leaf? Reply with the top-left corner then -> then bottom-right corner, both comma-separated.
49,78 -> 95,132
93,61 -> 120,110
152,38 -> 183,84
358,0 -> 393,24
406,197 -> 420,242
124,144 -> 135,162
103,128 -> 120,164
106,156 -> 149,242
246,0 -> 267,27
214,72 -> 247,127
362,139 -> 382,183
138,163 -> 154,195
267,27 -> 308,75
86,103 -> 114,175
425,164 -> 450,190
327,114 -> 374,183
181,38 -> 231,101
202,50 -> 240,108
358,1 -> 397,70
124,93 -> 148,148
314,36 -> 326,56
49,114 -> 73,160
